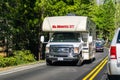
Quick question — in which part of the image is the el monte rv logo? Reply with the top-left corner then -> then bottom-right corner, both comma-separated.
52,25 -> 74,28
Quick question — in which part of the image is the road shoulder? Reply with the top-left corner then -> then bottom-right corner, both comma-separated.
0,61 -> 45,76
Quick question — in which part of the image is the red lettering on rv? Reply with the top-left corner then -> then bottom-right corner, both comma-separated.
52,25 -> 56,28
70,25 -> 74,28
52,25 -> 74,28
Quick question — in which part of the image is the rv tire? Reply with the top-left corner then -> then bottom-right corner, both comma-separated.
76,54 -> 83,66
46,59 -> 52,65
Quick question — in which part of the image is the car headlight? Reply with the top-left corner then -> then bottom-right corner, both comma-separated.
46,47 -> 49,53
74,47 -> 79,53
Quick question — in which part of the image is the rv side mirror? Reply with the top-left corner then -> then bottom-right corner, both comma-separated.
79,38 -> 84,43
88,36 -> 93,43
40,36 -> 44,43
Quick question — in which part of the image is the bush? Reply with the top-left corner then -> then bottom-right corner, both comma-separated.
13,50 -> 36,65
0,56 -> 6,67
0,50 -> 36,67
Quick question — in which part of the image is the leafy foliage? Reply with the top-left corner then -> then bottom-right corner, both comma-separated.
34,0 -> 94,16
0,50 -> 36,67
102,1 -> 115,40
115,1 -> 120,28
89,0 -> 115,41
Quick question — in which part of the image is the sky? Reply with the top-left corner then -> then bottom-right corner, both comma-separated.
96,0 -> 104,5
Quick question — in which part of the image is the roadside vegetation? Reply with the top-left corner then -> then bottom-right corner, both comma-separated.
0,50 -> 36,67
0,0 -> 118,67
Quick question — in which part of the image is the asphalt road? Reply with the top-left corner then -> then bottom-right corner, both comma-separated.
0,48 -> 108,80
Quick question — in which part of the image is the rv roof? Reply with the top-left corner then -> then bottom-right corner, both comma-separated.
42,16 -> 89,32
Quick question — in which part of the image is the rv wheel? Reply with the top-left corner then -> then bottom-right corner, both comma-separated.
46,60 -> 52,65
76,54 -> 83,66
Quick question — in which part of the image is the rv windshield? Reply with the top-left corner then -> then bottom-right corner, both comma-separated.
50,32 -> 80,42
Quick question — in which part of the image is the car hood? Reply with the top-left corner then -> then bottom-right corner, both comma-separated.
46,42 -> 82,47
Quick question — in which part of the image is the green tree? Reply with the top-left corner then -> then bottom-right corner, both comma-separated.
0,0 -> 14,55
11,0 -> 41,58
34,0 -> 94,17
90,0 -> 115,41
115,1 -> 120,28
0,0 -> 40,58
102,0 -> 115,41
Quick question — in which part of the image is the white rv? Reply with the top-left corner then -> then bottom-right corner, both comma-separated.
41,16 -> 96,65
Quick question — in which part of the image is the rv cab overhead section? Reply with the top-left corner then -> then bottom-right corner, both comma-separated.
42,16 -> 89,32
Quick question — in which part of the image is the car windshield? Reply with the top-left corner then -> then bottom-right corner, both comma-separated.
96,42 -> 103,46
117,31 -> 120,43
50,32 -> 80,42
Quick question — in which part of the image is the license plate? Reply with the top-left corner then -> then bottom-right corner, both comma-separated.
58,57 -> 63,61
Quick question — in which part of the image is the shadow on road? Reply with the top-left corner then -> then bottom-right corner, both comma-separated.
107,75 -> 120,80
49,62 -> 80,66
47,58 -> 96,67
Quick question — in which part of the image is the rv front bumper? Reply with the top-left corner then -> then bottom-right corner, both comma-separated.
45,53 -> 79,62
46,57 -> 79,62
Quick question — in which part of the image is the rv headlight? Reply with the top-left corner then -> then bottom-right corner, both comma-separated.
74,47 -> 79,53
46,47 -> 49,53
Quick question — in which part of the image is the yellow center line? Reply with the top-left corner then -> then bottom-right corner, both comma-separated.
82,57 -> 108,80
89,59 -> 108,80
